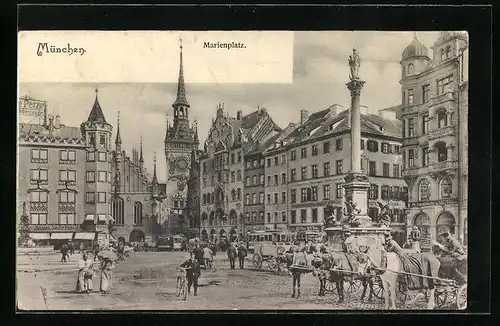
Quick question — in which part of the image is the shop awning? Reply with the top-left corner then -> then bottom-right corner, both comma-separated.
74,233 -> 96,240
50,233 -> 74,240
28,233 -> 50,240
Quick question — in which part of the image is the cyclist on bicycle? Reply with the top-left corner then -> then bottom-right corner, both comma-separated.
179,252 -> 201,296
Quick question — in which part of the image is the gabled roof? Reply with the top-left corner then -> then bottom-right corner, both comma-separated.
281,106 -> 402,147
19,123 -> 83,140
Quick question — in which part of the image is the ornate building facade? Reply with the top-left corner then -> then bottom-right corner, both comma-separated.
18,91 -> 164,246
199,105 -> 280,242
399,32 -> 468,250
164,44 -> 200,235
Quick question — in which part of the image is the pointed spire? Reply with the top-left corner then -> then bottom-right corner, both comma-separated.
152,152 -> 158,185
87,88 -> 107,124
115,110 -> 122,146
194,120 -> 199,144
164,115 -> 170,143
139,136 -> 144,164
172,36 -> 190,108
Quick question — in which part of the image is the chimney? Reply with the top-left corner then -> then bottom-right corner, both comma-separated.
329,104 -> 344,117
54,115 -> 61,129
47,114 -> 54,130
360,105 -> 369,115
300,110 -> 309,124
237,110 -> 242,120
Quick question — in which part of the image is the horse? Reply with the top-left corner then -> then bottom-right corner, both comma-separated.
226,245 -> 237,270
363,247 -> 441,310
281,252 -> 307,298
311,251 -> 375,303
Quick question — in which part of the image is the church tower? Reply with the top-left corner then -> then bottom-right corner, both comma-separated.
164,38 -> 200,233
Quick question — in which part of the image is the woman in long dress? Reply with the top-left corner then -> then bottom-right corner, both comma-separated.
99,257 -> 115,294
76,253 -> 94,293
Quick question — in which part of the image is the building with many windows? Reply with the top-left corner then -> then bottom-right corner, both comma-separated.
18,92 -> 163,247
261,104 -> 408,243
399,32 -> 468,249
199,105 -> 280,242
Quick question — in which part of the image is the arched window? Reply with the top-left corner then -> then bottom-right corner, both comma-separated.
231,189 -> 236,201
237,188 -> 241,200
446,46 -> 451,59
437,109 -> 448,128
436,211 -> 456,238
202,194 -> 207,205
407,63 -> 415,76
134,202 -> 143,226
440,176 -> 453,199
209,212 -> 215,226
418,179 -> 431,201
112,197 -> 124,225
435,141 -> 448,162
414,213 -> 431,246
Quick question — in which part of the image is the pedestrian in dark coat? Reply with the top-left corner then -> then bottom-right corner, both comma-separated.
237,242 -> 247,269
180,253 -> 201,296
192,244 -> 204,264
227,244 -> 237,269
60,243 -> 69,262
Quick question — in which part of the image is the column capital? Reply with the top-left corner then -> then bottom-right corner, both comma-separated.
346,79 -> 366,95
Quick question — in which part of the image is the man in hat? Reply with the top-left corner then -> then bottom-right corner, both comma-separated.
180,252 -> 201,296
439,232 -> 467,284
192,242 -> 204,265
237,241 -> 247,269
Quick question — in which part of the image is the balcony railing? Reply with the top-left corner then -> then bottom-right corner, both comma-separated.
428,91 -> 455,107
30,202 -> 48,212
428,161 -> 458,172
428,126 -> 456,140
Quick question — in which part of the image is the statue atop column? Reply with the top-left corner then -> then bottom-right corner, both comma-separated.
348,48 -> 361,81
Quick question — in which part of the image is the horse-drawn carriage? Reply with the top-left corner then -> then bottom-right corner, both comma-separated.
248,230 -> 295,273
314,228 -> 386,301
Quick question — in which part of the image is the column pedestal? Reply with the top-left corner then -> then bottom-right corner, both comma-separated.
343,172 -> 372,227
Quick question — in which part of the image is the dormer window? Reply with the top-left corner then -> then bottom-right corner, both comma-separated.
446,46 -> 452,59
440,48 -> 446,61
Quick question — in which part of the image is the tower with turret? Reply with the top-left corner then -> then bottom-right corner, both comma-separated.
81,89 -> 113,246
164,39 -> 200,234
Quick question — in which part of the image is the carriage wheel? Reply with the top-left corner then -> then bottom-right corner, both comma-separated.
456,284 -> 467,310
267,257 -> 278,273
396,277 -> 408,303
324,279 -> 337,293
371,277 -> 384,300
345,279 -> 362,297
253,253 -> 263,269
435,288 -> 448,308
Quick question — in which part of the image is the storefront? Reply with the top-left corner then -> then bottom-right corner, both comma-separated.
26,224 -> 97,249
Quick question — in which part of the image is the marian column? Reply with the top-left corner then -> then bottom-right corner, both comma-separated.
343,49 -> 371,227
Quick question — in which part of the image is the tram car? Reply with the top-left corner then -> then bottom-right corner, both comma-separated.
247,230 -> 295,273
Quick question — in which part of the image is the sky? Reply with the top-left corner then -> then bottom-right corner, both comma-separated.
19,31 -> 443,182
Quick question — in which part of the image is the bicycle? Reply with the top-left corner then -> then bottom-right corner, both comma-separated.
176,267 -> 189,301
